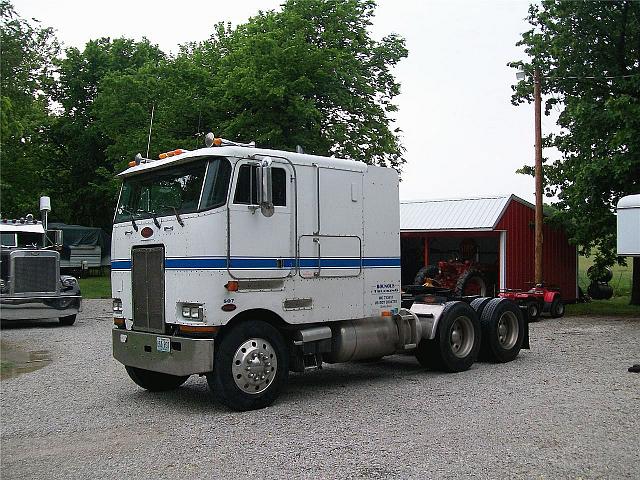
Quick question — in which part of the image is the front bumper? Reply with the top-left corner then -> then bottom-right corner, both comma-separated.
112,329 -> 215,376
0,295 -> 82,320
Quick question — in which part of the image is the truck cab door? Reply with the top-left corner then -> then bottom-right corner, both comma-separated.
227,158 -> 295,279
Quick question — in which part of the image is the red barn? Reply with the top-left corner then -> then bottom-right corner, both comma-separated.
400,195 -> 578,302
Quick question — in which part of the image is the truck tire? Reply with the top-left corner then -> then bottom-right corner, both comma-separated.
59,314 -> 76,326
415,301 -> 480,372
455,269 -> 487,297
125,366 -> 190,391
526,301 -> 541,322
587,281 -> 613,300
414,265 -> 439,285
469,297 -> 492,318
207,320 -> 289,411
550,296 -> 565,318
479,298 -> 524,363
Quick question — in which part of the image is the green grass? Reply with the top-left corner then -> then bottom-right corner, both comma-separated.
577,255 -> 633,296
566,295 -> 639,316
78,275 -> 111,299
573,255 -> 638,316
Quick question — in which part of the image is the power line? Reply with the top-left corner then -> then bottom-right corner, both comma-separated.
543,73 -> 640,80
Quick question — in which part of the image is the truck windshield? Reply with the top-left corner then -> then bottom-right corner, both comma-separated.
114,156 -> 231,224
1,233 -> 17,247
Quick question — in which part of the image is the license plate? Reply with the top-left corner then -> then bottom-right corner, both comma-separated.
156,336 -> 171,352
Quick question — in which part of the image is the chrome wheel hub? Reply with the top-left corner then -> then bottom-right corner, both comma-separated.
450,316 -> 474,358
497,311 -> 519,349
232,338 -> 277,395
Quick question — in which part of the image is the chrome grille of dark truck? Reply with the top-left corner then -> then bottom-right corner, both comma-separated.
13,255 -> 58,293
131,246 -> 165,333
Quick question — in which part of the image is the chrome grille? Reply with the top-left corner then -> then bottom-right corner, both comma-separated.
131,246 -> 165,333
13,254 -> 58,293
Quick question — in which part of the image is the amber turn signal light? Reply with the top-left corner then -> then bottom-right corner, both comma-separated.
225,281 -> 239,292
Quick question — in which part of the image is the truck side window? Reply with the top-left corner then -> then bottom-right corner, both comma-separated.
234,165 -> 286,206
201,158 -> 232,209
272,168 -> 286,207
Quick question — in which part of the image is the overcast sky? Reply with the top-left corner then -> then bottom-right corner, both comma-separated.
15,0 -> 555,204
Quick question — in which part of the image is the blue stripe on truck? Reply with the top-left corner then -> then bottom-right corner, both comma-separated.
111,256 -> 400,271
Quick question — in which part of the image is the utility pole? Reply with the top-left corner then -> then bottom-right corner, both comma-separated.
534,69 -> 543,285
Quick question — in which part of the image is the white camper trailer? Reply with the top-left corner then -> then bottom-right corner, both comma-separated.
112,138 -> 526,410
617,194 -> 640,256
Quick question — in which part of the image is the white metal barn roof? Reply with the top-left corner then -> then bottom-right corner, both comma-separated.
399,195 -> 529,232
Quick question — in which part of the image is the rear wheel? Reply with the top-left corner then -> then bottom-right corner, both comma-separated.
415,301 -> 480,372
455,270 -> 487,296
59,314 -> 76,326
550,296 -> 565,318
207,320 -> 289,411
125,366 -> 190,391
480,298 -> 524,363
470,297 -> 492,318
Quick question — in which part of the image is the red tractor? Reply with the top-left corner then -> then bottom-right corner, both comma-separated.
413,239 -> 498,297
498,284 -> 564,321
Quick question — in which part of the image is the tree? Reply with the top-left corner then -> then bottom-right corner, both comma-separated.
51,37 -> 165,229
199,0 -> 407,168
0,0 -> 60,217
91,0 -> 407,226
511,0 -> 640,304
2,0 -> 407,230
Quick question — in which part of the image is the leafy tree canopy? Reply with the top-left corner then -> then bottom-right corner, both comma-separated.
97,0 -> 408,169
510,0 -> 640,301
1,0 -> 407,230
0,0 -> 60,216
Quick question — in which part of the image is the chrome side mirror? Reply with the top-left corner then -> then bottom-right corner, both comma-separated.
256,157 -> 274,217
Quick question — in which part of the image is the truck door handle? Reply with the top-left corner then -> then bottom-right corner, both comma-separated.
313,238 -> 321,277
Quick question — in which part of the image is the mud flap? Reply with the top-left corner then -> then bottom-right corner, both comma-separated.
522,316 -> 530,349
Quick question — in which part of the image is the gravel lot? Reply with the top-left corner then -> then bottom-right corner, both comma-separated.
1,299 -> 638,479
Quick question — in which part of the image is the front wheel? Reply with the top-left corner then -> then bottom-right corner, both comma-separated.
207,320 -> 289,411
125,366 -> 190,391
415,301 -> 480,372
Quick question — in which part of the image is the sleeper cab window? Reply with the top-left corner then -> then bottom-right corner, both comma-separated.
233,164 -> 287,206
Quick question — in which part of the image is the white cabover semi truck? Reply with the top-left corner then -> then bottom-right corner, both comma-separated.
112,135 -> 527,411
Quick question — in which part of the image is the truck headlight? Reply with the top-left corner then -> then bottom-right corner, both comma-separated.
0,278 -> 6,293
181,303 -> 203,320
61,276 -> 78,290
113,298 -> 123,316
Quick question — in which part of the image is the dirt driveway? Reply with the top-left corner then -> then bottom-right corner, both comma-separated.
1,300 -> 638,479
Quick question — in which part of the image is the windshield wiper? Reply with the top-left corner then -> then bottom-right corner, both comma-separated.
119,207 -> 139,231
136,207 -> 161,228
159,204 -> 185,227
